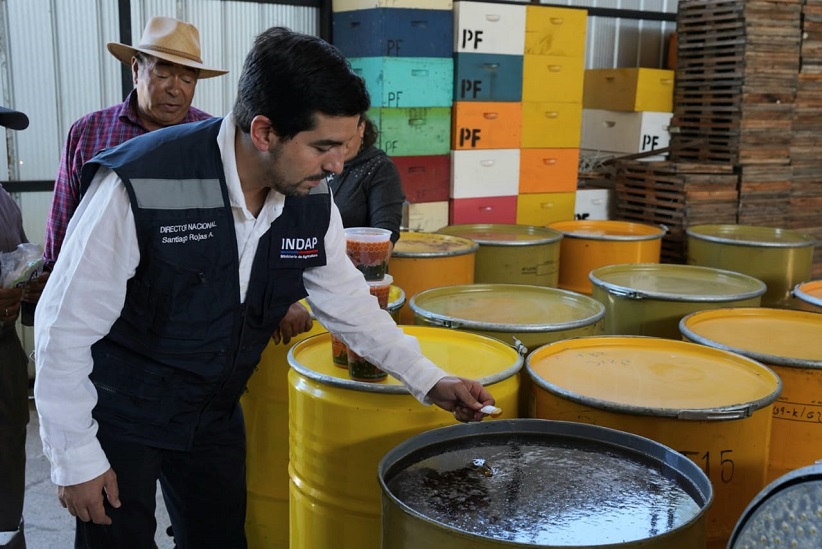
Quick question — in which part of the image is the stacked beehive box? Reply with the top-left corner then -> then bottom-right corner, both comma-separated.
333,0 -> 454,232
581,68 -> 675,161
450,1 -> 525,225
617,0 -> 820,271
515,4 -> 587,227
449,2 -> 587,227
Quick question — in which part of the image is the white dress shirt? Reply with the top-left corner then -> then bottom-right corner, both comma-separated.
34,115 -> 446,486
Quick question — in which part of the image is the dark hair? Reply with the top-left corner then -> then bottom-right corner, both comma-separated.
233,27 -> 370,139
361,116 -> 378,150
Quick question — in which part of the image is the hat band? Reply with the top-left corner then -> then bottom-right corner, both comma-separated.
139,44 -> 204,65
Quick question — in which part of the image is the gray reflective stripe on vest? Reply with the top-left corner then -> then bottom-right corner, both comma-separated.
130,179 -> 224,209
310,179 -> 330,195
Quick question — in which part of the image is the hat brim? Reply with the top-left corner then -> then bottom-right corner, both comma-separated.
0,106 -> 29,130
107,42 -> 228,79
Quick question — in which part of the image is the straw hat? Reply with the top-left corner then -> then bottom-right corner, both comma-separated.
107,16 -> 227,79
0,106 -> 29,130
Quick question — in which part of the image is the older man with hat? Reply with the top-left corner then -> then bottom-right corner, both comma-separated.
43,16 -> 228,270
0,105 -> 30,549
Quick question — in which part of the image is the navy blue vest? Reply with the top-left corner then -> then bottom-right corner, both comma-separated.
79,118 -> 330,449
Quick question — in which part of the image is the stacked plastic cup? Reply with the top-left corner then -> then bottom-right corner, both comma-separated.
333,228 -> 394,381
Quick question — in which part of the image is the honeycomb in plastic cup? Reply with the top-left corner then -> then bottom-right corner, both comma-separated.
344,227 -> 392,281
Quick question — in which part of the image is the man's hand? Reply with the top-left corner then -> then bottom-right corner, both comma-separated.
58,468 -> 121,525
22,271 -> 50,305
427,376 -> 495,423
0,286 -> 23,325
272,301 -> 313,345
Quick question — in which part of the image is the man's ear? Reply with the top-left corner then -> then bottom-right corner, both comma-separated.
249,115 -> 279,152
130,57 -> 140,86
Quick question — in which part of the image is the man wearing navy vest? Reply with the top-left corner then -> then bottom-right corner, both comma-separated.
33,27 -> 495,548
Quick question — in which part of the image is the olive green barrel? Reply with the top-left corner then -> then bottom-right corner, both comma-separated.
409,283 -> 605,353
379,419 -> 713,548
437,224 -> 563,286
589,263 -> 766,339
686,224 -> 816,308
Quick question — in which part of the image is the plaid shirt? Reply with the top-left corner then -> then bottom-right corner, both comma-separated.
43,89 -> 212,268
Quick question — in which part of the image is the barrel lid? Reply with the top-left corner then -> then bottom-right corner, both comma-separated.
686,224 -> 816,248
387,285 -> 405,311
795,280 -> 822,308
392,231 -> 478,258
437,223 -> 563,246
288,325 -> 522,394
729,463 -> 822,549
409,284 -> 604,332
589,263 -> 767,302
680,308 -> 822,369
549,219 -> 666,242
305,285 -> 404,316
379,419 -> 713,546
527,336 -> 781,418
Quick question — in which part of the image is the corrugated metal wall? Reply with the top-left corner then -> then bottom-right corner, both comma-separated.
0,0 -> 320,357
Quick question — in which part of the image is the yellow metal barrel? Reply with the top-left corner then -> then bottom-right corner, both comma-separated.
590,263 -> 766,339
527,336 -> 781,549
686,224 -> 815,308
436,224 -> 563,287
548,219 -> 665,295
243,288 -> 404,548
793,280 -> 822,313
288,326 -> 522,549
679,307 -> 822,483
379,419 -> 713,548
390,232 -> 478,325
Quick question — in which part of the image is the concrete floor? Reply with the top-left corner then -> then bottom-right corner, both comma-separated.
22,397 -> 174,549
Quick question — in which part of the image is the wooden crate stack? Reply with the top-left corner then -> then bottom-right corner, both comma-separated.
615,161 -> 738,263
791,0 -> 822,276
616,0 -> 820,272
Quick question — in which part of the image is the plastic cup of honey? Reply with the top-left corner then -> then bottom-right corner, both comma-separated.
344,227 -> 392,281
330,333 -> 349,368
367,274 -> 393,309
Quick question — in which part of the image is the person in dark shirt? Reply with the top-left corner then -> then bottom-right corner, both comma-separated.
327,115 -> 405,251
0,104 -> 35,549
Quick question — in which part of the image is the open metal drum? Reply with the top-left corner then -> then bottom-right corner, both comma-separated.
679,307 -> 822,483
548,219 -> 665,295
686,224 -> 815,308
526,336 -> 781,549
390,232 -> 478,324
589,263 -> 766,339
729,463 -> 822,549
287,326 -> 522,549
436,224 -> 563,287
379,419 -> 713,548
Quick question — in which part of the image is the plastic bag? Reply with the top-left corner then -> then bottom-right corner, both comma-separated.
0,242 -> 44,289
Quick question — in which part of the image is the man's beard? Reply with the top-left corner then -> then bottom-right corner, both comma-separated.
266,143 -> 329,197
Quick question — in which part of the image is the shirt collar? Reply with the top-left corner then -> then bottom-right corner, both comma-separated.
217,113 -> 284,223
